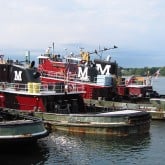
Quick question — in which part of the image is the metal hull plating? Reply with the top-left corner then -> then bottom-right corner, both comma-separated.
0,109 -> 48,143
35,110 -> 151,136
148,98 -> 165,120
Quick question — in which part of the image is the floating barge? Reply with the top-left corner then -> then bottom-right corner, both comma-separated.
148,98 -> 165,120
84,98 -> 165,120
35,110 -> 151,136
0,108 -> 48,144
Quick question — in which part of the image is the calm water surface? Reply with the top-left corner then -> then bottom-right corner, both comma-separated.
152,77 -> 165,95
0,77 -> 165,165
1,121 -> 165,165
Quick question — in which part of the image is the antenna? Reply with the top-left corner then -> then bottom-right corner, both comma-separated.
52,42 -> 55,55
89,45 -> 118,59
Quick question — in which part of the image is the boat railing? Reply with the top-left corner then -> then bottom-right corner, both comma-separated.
41,70 -> 79,81
44,71 -> 66,79
41,69 -> 92,83
124,76 -> 152,86
41,70 -> 113,85
0,82 -> 85,94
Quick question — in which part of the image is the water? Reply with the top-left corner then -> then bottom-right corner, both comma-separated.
152,77 -> 165,95
1,122 -> 165,165
1,77 -> 165,165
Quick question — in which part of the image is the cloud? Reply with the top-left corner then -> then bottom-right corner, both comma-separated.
0,0 -> 165,67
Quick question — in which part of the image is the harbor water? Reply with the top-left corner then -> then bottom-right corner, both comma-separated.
1,77 -> 165,165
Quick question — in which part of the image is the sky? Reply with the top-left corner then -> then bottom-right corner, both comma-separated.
0,0 -> 165,68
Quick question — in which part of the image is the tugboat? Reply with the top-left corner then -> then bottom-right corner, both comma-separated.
0,53 -> 151,136
37,45 -> 159,103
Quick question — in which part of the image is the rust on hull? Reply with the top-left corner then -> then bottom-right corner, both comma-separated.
148,111 -> 165,120
45,121 -> 150,136
35,110 -> 151,136
147,99 -> 165,120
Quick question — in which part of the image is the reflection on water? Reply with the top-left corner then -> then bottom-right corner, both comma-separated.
44,132 -> 151,165
0,140 -> 50,165
1,121 -> 165,165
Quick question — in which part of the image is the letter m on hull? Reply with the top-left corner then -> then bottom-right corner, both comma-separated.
14,71 -> 22,81
78,67 -> 89,81
96,64 -> 111,75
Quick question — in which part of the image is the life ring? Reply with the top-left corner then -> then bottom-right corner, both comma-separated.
1,83 -> 5,90
65,84 -> 73,92
125,80 -> 129,86
68,84 -> 73,92
15,84 -> 19,91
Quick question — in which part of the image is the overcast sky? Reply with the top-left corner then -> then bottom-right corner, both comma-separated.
0,0 -> 165,67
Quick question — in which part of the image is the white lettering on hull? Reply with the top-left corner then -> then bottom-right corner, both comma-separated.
78,67 -> 89,81
14,71 -> 22,81
96,64 -> 111,75
78,64 -> 111,80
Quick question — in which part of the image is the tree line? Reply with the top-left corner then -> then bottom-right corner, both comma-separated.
121,66 -> 165,76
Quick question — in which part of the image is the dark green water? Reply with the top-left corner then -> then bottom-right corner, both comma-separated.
0,121 -> 165,165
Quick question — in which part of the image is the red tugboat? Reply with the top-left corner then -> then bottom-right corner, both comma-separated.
37,47 -> 117,101
0,54 -> 151,136
117,75 -> 159,101
37,46 -> 159,102
0,54 -> 85,113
